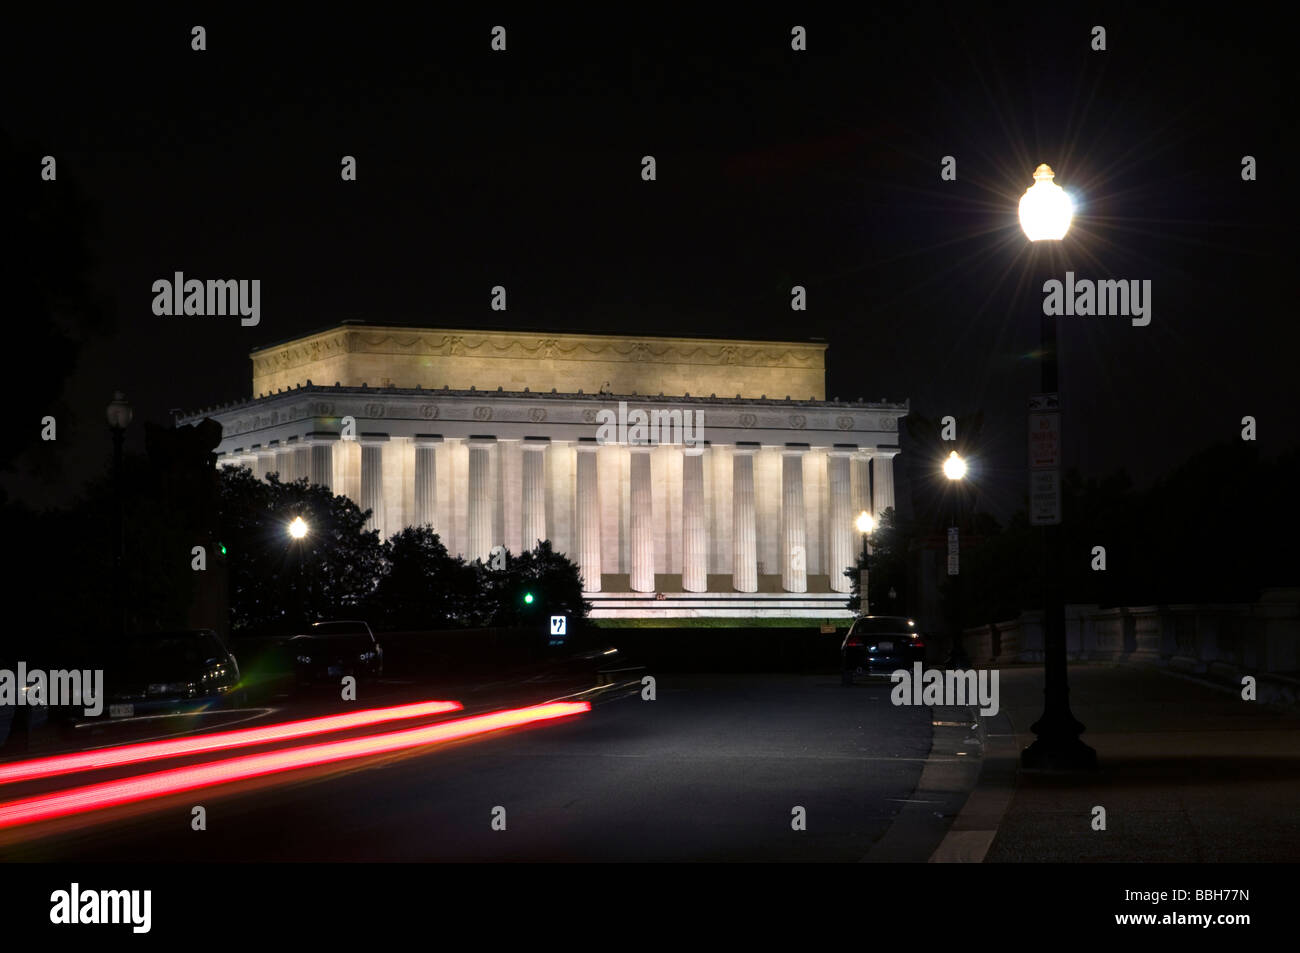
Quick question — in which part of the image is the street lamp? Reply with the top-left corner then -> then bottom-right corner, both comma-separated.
1018,164 -> 1073,240
1018,164 -> 1096,771
943,451 -> 970,668
106,391 -> 133,637
288,516 -> 310,628
855,510 -> 874,615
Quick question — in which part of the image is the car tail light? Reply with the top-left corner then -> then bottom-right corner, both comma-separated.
913,640 -> 926,648
845,636 -> 863,647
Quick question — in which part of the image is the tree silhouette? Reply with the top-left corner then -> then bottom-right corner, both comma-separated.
219,467 -> 386,634
372,526 -> 476,630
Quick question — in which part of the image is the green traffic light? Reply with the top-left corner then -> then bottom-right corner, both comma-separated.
523,592 -> 534,604
219,543 -> 227,555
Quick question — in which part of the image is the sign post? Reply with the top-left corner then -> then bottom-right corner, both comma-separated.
1028,394 -> 1062,525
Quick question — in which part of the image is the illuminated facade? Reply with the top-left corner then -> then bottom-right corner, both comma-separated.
179,322 -> 908,618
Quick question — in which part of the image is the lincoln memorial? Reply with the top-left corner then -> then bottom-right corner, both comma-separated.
179,322 -> 908,619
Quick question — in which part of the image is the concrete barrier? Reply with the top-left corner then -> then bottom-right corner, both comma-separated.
961,588 -> 1299,679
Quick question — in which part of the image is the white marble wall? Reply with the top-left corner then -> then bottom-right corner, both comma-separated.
221,433 -> 895,590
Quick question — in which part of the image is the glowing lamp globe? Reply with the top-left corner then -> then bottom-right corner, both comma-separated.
288,516 -> 309,540
943,451 -> 967,481
855,511 -> 875,535
1018,164 -> 1073,241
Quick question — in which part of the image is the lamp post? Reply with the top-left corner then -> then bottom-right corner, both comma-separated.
289,516 -> 309,630
943,451 -> 970,668
855,510 -> 875,615
1017,165 -> 1096,771
106,391 -> 133,638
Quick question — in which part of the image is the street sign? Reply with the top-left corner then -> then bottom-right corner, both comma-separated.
548,616 -> 569,647
1029,469 -> 1062,525
1028,411 -> 1061,469
946,527 -> 959,576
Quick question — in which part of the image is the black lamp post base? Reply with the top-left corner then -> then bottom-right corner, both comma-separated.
1021,728 -> 1098,772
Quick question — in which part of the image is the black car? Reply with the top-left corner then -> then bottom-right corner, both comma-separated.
0,650 -> 50,752
290,621 -> 384,687
841,616 -> 927,684
104,629 -> 244,716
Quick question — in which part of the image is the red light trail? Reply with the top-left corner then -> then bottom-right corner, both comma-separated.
0,701 -> 590,831
0,700 -> 463,785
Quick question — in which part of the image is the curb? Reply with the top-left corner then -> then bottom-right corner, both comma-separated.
861,704 -> 985,863
926,704 -> 1019,863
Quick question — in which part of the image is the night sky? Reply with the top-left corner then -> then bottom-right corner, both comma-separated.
4,8 -> 1292,518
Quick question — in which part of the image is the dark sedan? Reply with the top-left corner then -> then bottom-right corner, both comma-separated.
104,629 -> 244,716
290,621 -> 384,687
841,616 -> 926,684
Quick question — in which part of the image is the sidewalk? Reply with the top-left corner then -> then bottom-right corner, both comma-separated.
961,662 -> 1300,862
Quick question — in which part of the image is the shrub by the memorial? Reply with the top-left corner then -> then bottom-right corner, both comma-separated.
219,467 -> 386,635
472,539 -> 591,629
844,507 -> 908,616
372,525 -> 477,631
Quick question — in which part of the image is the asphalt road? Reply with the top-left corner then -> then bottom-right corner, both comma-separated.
3,673 -> 947,862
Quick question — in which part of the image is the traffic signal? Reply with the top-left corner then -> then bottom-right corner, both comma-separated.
523,592 -> 534,605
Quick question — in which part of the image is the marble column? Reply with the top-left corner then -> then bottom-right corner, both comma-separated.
413,436 -> 440,529
853,453 -> 872,519
308,438 -> 334,490
873,451 -> 897,519
521,441 -> 547,552
468,438 -> 494,563
629,447 -> 654,592
781,448 -> 808,593
275,446 -> 294,483
292,444 -> 310,485
682,447 -> 706,593
732,445 -> 758,593
828,451 -> 853,594
360,436 -> 387,538
575,443 -> 602,592
255,449 -> 276,481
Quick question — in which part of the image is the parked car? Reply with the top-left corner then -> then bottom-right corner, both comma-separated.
290,621 -> 384,687
104,629 -> 244,717
0,650 -> 50,752
841,616 -> 926,684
